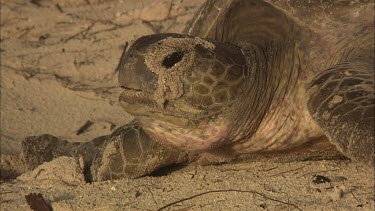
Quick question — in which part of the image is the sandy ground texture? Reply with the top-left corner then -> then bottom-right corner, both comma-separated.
0,0 -> 374,210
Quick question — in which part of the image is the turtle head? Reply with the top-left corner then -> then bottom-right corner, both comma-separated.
118,34 -> 248,151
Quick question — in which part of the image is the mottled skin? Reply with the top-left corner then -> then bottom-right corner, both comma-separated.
17,0 -> 374,181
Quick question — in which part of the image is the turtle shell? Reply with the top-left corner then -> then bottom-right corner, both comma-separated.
183,0 -> 373,45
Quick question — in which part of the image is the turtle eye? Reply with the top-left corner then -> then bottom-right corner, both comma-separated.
162,51 -> 184,68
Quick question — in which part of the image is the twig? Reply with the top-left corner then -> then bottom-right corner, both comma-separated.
55,4 -> 64,13
76,120 -> 94,135
144,186 -> 159,206
30,0 -> 42,7
128,184 -> 159,206
350,191 -> 360,203
157,189 -> 302,211
63,22 -> 96,43
88,22 -> 132,37
259,166 -> 278,172
268,166 -> 304,177
18,27 -> 35,39
167,0 -> 175,18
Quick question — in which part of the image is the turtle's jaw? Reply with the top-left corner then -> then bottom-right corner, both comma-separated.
119,88 -> 154,115
137,116 -> 229,152
119,88 -> 205,128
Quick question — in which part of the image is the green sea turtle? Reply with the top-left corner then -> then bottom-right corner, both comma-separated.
12,0 -> 375,181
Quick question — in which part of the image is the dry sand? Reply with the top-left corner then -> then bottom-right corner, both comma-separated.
0,0 -> 374,210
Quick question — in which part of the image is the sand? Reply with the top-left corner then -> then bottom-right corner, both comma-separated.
0,0 -> 374,210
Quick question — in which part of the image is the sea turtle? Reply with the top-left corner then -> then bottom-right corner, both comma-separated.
12,0 -> 375,181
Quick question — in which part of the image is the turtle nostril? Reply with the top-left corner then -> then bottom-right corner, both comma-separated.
162,51 -> 184,68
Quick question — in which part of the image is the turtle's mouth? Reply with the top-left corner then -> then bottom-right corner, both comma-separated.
119,87 -> 205,128
119,87 -> 154,114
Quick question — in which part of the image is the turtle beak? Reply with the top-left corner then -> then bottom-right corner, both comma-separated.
117,33 -> 192,93
117,38 -> 158,93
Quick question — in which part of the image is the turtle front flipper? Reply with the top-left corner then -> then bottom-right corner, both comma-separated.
307,54 -> 374,164
90,120 -> 190,181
